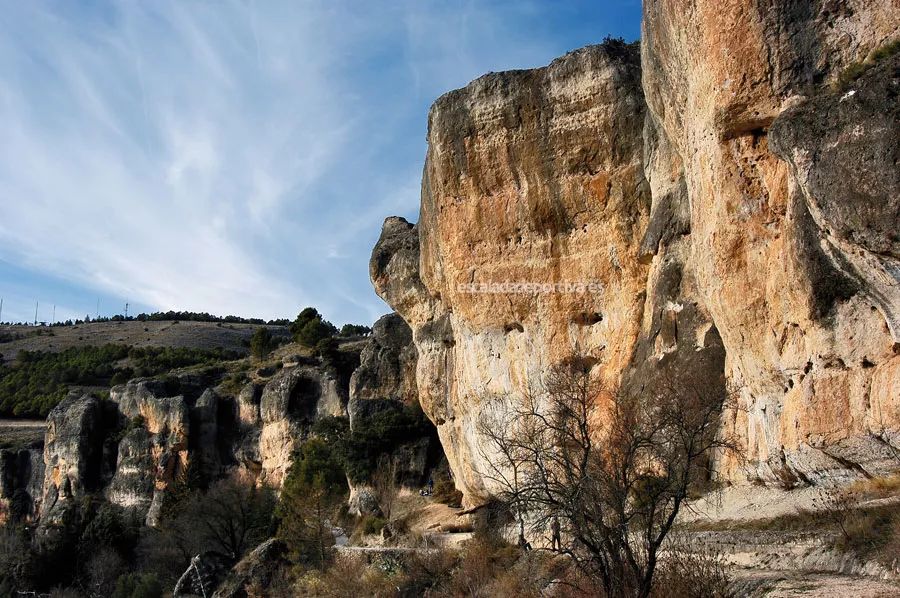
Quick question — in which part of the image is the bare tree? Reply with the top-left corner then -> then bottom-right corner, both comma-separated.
372,454 -> 400,522
177,476 -> 275,562
477,355 -> 739,598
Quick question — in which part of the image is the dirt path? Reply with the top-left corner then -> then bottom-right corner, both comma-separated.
733,569 -> 900,597
0,419 -> 44,428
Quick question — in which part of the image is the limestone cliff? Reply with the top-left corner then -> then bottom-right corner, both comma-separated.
373,42 -> 651,501
346,313 -> 436,515
641,0 -> 899,485
373,9 -> 900,505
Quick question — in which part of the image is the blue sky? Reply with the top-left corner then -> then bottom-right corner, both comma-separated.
0,1 -> 641,326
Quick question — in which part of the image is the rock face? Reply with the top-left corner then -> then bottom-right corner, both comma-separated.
349,313 -> 418,414
210,538 -> 290,598
32,344 -> 367,524
373,13 -> 900,504
106,378 -> 198,525
641,0 -> 899,485
257,358 -> 355,487
41,393 -> 120,525
0,446 -> 44,522
373,42 -> 651,501
346,313 -> 434,515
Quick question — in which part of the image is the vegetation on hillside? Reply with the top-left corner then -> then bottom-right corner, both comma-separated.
291,307 -> 338,347
0,345 -> 240,418
249,327 -> 279,360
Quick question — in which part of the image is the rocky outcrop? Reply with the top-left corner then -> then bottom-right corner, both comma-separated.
33,345 -> 365,524
373,42 -> 651,502
40,393 -> 120,525
106,378 -> 195,525
173,551 -> 233,598
257,361 -> 351,487
346,313 -> 435,515
349,313 -> 418,411
210,538 -> 290,598
0,446 -> 44,521
373,10 -> 900,504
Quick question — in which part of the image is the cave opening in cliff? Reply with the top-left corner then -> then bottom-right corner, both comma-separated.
287,376 -> 322,423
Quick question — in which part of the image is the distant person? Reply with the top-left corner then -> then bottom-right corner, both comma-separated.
550,515 -> 561,551
427,477 -> 434,495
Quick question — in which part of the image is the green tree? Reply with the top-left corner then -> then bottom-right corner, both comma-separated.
250,327 -> 275,360
277,438 -> 347,567
339,323 -> 371,336
290,308 -> 337,347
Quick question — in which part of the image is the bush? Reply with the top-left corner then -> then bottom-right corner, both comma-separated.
832,504 -> 898,557
651,543 -> 732,598
112,572 -> 163,598
360,515 -> 386,536
833,38 -> 900,90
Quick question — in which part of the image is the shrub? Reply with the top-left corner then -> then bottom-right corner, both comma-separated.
360,515 -> 386,536
651,542 -> 732,598
112,572 -> 163,598
833,38 -> 900,90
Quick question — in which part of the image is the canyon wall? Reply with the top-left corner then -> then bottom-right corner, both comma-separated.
641,0 -> 899,485
372,43 -> 652,501
373,6 -> 900,504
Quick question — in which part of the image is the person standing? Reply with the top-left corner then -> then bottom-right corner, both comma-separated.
550,515 -> 561,551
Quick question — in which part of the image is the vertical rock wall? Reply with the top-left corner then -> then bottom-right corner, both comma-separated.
373,6 -> 900,504
641,0 -> 899,484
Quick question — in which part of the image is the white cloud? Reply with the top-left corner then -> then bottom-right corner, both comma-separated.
0,0 -> 616,325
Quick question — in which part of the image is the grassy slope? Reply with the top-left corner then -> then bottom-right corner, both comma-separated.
0,320 -> 290,364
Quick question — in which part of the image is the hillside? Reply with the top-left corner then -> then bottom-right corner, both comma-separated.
0,320 -> 289,364
0,320 -> 293,418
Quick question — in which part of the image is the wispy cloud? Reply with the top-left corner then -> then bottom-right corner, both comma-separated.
0,0 -> 639,325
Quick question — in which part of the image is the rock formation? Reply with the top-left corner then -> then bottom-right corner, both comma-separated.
372,43 -> 651,501
25,328 -> 428,526
641,0 -> 899,485
346,313 -> 436,515
373,8 -> 900,504
0,445 -> 43,522
41,392 -> 120,525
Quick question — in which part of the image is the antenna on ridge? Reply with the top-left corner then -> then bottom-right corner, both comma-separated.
125,300 -> 129,320
52,305 -> 56,325
96,298 -> 100,321
34,301 -> 38,326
